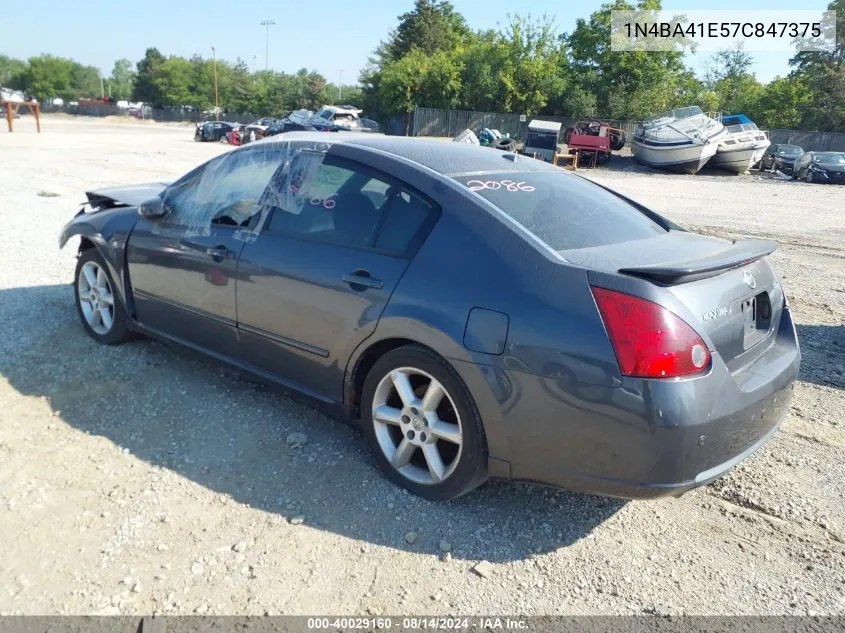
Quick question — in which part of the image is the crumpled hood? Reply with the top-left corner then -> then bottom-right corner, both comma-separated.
85,182 -> 168,209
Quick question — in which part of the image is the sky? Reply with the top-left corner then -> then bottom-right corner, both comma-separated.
1,0 -> 831,85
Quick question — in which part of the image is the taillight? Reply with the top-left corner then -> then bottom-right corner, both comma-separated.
591,286 -> 711,379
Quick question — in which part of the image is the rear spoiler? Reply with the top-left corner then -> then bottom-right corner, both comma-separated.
619,239 -> 777,284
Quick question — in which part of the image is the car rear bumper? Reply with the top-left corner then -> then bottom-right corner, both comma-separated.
477,307 -> 801,500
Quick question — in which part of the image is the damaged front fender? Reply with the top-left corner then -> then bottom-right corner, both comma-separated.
59,204 -> 142,317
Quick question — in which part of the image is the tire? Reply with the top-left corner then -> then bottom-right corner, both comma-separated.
220,135 -> 229,144
805,170 -> 814,183
360,345 -> 488,501
609,130 -> 626,151
563,127 -> 575,145
495,139 -> 515,152
74,249 -> 131,345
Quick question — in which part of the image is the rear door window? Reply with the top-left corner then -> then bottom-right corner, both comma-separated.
267,156 -> 436,254
453,171 -> 666,251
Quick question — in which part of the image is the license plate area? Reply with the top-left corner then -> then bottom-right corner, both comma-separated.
742,291 -> 772,349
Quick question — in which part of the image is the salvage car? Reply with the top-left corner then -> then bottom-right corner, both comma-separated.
59,134 -> 800,501
792,151 -> 845,184
194,121 -> 239,142
759,143 -> 805,173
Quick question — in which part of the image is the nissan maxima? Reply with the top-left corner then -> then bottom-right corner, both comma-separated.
59,134 -> 800,501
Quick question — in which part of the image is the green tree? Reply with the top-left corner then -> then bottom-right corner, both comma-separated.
361,0 -> 470,118
133,47 -> 166,105
788,0 -> 845,131
388,0 -> 470,61
754,75 -> 813,128
379,48 -> 462,133
566,0 -> 690,118
495,14 -> 567,115
0,55 -> 26,89
152,56 -> 194,107
705,48 -> 764,115
456,31 -> 510,112
110,59 -> 135,100
20,55 -> 74,101
70,64 -> 101,98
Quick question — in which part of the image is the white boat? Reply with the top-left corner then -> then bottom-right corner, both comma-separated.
632,106 -> 727,174
710,114 -> 771,174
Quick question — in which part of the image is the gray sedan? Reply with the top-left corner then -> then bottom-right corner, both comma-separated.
59,134 -> 800,501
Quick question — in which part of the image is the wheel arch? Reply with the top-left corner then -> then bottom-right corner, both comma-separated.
345,337 -> 429,418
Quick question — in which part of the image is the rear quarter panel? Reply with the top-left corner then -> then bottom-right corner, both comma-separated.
352,171 -> 622,467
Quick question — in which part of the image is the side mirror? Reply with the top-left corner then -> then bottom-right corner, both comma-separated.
138,197 -> 167,219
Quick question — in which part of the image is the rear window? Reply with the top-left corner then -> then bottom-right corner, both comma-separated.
453,171 -> 666,251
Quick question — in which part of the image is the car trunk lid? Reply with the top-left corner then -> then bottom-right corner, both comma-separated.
563,231 -> 784,370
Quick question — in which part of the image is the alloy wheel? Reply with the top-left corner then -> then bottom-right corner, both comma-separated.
77,261 -> 115,335
371,367 -> 463,485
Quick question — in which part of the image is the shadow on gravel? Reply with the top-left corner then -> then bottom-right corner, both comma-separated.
0,284 -> 625,563
795,324 -> 845,390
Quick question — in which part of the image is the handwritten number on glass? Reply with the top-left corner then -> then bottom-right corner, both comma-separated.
466,179 -> 535,192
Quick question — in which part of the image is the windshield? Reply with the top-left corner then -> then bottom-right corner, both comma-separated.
726,123 -> 759,134
778,145 -> 803,156
815,153 -> 845,165
645,105 -> 703,125
452,171 -> 666,251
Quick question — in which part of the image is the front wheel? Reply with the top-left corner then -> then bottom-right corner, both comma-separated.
805,170 -> 814,183
74,249 -> 131,345
360,345 -> 488,501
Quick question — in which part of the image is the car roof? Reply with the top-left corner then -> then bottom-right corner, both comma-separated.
261,132 -> 560,177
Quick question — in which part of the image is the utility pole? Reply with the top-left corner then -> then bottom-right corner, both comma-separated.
252,54 -> 257,88
100,76 -> 105,99
261,20 -> 276,71
211,46 -> 219,121
338,70 -> 343,102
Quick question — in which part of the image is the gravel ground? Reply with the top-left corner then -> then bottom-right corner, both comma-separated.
1,116 -> 843,617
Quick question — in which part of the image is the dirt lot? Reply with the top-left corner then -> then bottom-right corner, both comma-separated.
1,116 -> 843,616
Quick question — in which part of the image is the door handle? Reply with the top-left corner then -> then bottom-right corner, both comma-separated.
205,245 -> 230,261
342,270 -> 384,290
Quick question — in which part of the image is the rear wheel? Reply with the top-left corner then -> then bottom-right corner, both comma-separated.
74,249 -> 131,345
360,345 -> 488,500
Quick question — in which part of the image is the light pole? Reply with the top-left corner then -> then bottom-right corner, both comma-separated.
338,69 -> 343,102
252,54 -> 257,88
211,46 -> 219,121
261,20 -> 276,71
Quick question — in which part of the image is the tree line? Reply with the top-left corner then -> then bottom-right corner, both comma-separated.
1,0 -> 842,132
0,52 -> 361,117
361,0 -> 844,133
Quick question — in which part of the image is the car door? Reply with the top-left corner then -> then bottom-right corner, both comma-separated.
126,146 -> 282,357
236,151 -> 440,401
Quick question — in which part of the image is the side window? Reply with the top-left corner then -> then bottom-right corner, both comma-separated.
267,156 -> 436,254
161,148 -> 282,229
